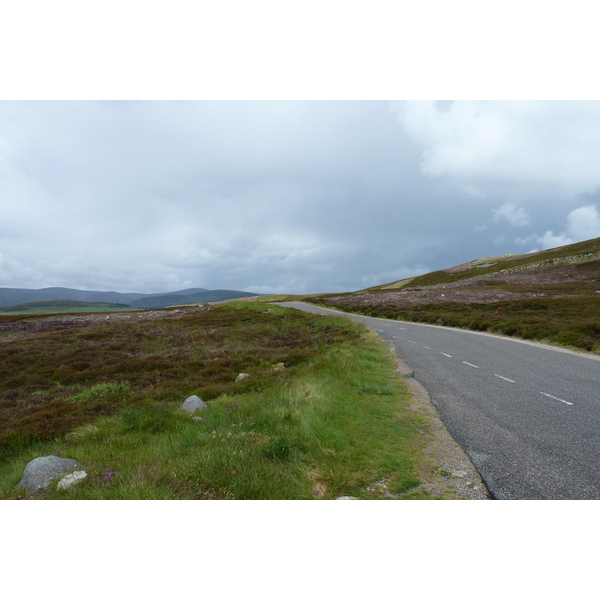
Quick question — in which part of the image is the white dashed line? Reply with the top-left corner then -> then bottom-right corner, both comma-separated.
462,361 -> 480,368
540,392 -> 573,406
407,340 -> 416,344
422,345 -> 431,350
441,352 -> 452,357
494,374 -> 515,383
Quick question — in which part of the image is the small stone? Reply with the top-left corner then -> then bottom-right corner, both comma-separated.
57,471 -> 88,490
452,470 -> 468,478
181,395 -> 207,413
192,417 -> 211,422
336,496 -> 360,500
273,363 -> 286,372
235,373 -> 250,382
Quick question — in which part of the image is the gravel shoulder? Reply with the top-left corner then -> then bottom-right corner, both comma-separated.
392,349 -> 491,500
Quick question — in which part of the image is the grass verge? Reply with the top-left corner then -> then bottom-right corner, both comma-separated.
1,302 -> 431,499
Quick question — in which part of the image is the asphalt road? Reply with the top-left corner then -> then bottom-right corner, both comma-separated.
280,301 -> 600,499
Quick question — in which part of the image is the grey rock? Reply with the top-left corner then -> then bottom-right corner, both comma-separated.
57,471 -> 88,490
452,470 -> 468,478
235,373 -> 250,382
336,496 -> 360,500
181,395 -> 207,413
16,456 -> 80,494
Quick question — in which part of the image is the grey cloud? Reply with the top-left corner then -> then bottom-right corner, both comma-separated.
2,101 -> 600,295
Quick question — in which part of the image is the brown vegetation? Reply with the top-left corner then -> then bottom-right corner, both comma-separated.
0,305 -> 359,459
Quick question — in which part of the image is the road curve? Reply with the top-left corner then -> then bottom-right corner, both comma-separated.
279,301 -> 600,499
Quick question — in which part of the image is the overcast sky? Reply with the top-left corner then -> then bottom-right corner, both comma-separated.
2,100 -> 600,295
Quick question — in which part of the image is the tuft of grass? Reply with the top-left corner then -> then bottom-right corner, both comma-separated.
68,381 -> 132,404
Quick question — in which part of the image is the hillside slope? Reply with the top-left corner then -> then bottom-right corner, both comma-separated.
310,236 -> 600,352
323,236 -> 600,306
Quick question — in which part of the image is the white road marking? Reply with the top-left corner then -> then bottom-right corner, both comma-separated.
441,352 -> 452,357
540,392 -> 573,406
422,345 -> 431,349
494,374 -> 516,383
462,361 -> 480,368
407,340 -> 417,344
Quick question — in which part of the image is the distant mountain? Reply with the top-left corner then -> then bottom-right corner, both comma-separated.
0,287 -> 146,307
0,287 -> 260,309
134,288 -> 208,298
129,289 -> 258,308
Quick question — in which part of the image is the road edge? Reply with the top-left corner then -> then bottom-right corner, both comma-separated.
390,343 -> 491,500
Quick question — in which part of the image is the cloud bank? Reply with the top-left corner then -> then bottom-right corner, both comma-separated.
1,101 -> 600,294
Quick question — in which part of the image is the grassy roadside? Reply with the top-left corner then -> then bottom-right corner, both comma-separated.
310,297 -> 600,354
1,302 -> 433,499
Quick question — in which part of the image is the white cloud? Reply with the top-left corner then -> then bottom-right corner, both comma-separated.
515,204 -> 600,251
394,101 -> 600,199
493,202 -> 530,227
566,204 -> 600,241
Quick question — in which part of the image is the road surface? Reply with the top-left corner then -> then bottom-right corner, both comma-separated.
280,301 -> 600,499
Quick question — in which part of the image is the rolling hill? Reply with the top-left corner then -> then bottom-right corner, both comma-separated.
309,236 -> 600,352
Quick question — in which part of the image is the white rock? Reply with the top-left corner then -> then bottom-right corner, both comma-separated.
235,373 -> 250,382
452,470 -> 468,478
181,395 -> 207,413
57,471 -> 88,490
336,496 -> 360,500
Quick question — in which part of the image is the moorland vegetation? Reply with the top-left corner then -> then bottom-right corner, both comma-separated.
1,303 -> 432,499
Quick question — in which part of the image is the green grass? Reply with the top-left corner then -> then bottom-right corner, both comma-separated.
68,381 -> 132,404
0,302 -> 430,499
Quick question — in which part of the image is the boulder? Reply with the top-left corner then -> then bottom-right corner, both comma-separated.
181,395 -> 207,413
235,373 -> 250,382
16,456 -> 80,494
57,471 -> 88,490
